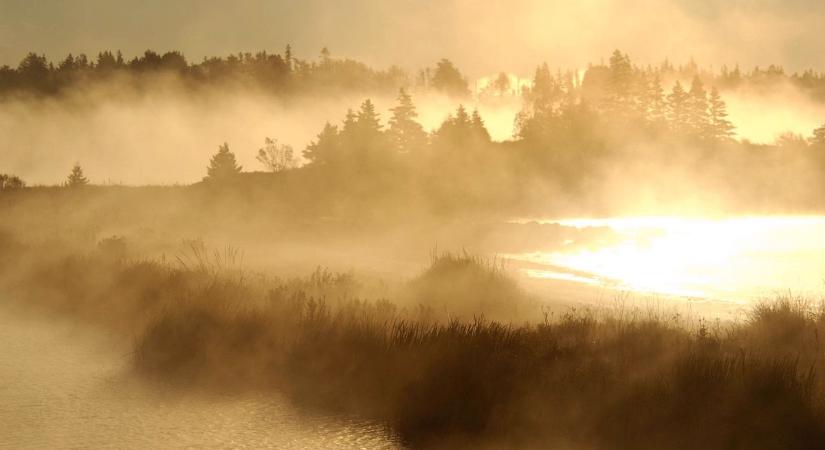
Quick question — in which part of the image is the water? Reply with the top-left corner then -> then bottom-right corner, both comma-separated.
509,215 -> 825,302
0,307 -> 402,449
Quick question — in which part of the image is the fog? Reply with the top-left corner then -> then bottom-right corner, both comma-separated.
0,77 -> 522,185
5,2 -> 825,449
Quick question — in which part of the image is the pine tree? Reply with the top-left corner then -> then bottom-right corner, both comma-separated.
342,109 -> 357,133
608,50 -> 633,115
471,109 -> 491,141
206,143 -> 242,180
687,76 -> 711,138
645,74 -> 667,125
66,163 -> 89,187
708,87 -> 735,140
303,122 -> 340,165
667,81 -> 690,135
528,63 -> 556,115
356,99 -> 381,133
388,88 -> 427,153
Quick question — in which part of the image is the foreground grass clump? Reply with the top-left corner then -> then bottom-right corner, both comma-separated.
3,238 -> 825,449
405,251 -> 530,321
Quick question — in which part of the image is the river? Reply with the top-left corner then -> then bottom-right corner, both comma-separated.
509,215 -> 825,302
0,306 -> 402,449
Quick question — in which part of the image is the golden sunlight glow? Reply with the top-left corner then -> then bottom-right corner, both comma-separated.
517,216 -> 825,300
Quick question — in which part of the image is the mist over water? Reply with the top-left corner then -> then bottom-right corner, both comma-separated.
5,2 -> 825,448
0,306 -> 400,449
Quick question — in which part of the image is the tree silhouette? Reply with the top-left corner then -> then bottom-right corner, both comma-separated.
66,163 -> 89,187
667,81 -> 690,135
0,174 -> 25,191
356,99 -> 382,134
256,137 -> 295,172
812,123 -> 825,146
206,143 -> 242,180
303,122 -> 340,165
388,88 -> 427,154
687,76 -> 710,138
471,109 -> 491,142
645,74 -> 667,126
608,50 -> 633,111
709,87 -> 735,140
431,59 -> 470,98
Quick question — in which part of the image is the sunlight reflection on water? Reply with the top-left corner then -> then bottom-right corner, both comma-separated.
511,216 -> 825,301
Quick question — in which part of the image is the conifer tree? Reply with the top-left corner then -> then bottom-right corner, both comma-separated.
687,76 -> 711,138
66,163 -> 89,187
708,87 -> 735,140
303,122 -> 340,165
388,88 -> 427,153
206,143 -> 242,180
667,81 -> 690,135
645,74 -> 667,125
471,109 -> 491,141
356,99 -> 381,134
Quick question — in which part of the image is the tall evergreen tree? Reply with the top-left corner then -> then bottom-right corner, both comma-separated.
708,87 -> 735,140
206,143 -> 242,180
66,163 -> 89,187
667,81 -> 690,135
645,74 -> 667,125
388,88 -> 427,153
608,50 -> 633,115
303,122 -> 340,165
687,76 -> 711,138
471,109 -> 491,142
356,99 -> 382,134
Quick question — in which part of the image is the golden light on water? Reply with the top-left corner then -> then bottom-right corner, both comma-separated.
517,216 -> 825,300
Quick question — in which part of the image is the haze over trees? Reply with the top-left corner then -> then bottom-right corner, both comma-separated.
65,163 -> 89,187
206,143 -> 242,180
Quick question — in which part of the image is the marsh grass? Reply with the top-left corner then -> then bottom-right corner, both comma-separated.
2,239 -> 825,449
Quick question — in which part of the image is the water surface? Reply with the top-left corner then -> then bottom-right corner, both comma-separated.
0,307 -> 402,449
510,215 -> 825,302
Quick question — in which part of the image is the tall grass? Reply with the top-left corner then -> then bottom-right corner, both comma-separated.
2,238 -> 825,449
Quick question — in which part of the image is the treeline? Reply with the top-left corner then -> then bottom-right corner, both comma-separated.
7,46 -> 825,103
0,47 -> 473,98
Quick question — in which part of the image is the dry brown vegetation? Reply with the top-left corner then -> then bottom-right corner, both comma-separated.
2,233 -> 825,449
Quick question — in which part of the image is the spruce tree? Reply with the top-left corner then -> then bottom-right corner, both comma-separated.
645,74 -> 667,125
206,143 -> 242,180
303,122 -> 340,165
667,81 -> 690,135
356,99 -> 382,134
708,87 -> 735,140
687,76 -> 711,138
471,109 -> 491,141
66,163 -> 89,187
388,88 -> 427,153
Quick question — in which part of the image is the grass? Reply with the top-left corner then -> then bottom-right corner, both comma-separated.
3,237 -> 825,449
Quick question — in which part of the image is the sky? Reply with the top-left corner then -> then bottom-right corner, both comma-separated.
1,0 -> 825,77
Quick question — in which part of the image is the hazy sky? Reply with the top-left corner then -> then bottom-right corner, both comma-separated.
1,0 -> 824,76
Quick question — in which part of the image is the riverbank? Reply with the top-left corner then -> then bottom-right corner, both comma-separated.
3,238 -> 825,449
